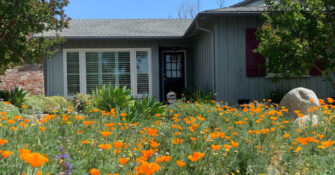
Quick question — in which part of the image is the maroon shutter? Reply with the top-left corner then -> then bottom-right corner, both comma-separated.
309,60 -> 324,76
246,28 -> 266,77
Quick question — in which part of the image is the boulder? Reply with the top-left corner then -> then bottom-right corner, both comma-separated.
295,115 -> 319,126
279,87 -> 320,119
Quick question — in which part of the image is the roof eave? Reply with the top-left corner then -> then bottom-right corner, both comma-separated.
183,11 -> 262,37
38,35 -> 185,40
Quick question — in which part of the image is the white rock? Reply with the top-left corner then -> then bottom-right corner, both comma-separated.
295,115 -> 319,126
279,87 -> 320,119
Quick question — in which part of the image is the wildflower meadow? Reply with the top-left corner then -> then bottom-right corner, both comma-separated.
0,97 -> 335,174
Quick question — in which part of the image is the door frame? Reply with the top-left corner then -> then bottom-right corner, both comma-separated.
161,50 -> 187,102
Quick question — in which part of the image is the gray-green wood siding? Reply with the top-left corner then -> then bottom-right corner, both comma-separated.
213,16 -> 334,104
192,24 -> 215,91
45,39 -> 192,100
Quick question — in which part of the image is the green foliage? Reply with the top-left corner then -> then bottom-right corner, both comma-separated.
267,88 -> 289,104
92,84 -> 134,111
125,97 -> 166,121
24,95 -> 69,114
73,93 -> 93,112
0,101 -> 21,116
183,88 -> 214,103
0,87 -> 29,107
0,0 -> 70,74
255,0 -> 335,88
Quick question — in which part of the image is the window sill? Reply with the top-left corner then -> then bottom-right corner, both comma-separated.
265,74 -> 311,78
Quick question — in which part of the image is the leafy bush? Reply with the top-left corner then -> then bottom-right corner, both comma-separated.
73,93 -> 93,112
0,87 -> 29,107
0,101 -> 21,116
183,88 -> 214,103
267,88 -> 288,104
125,97 -> 165,121
24,95 -> 69,114
92,85 -> 134,111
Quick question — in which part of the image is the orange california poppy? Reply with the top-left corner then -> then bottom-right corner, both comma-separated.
99,144 -> 112,150
113,141 -> 124,149
176,160 -> 186,167
100,131 -> 113,137
1,150 -> 13,159
89,169 -> 101,175
188,152 -> 205,162
211,144 -> 221,151
19,152 -> 49,168
0,139 -> 8,145
135,161 -> 161,175
119,158 -> 129,165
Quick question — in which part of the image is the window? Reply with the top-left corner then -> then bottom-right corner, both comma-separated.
85,52 -> 131,94
64,49 -> 151,97
66,52 -> 80,96
136,51 -> 149,95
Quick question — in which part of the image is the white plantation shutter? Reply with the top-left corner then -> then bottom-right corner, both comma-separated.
118,52 -> 131,89
65,49 -> 151,97
66,52 -> 80,96
136,51 -> 149,95
101,52 -> 116,85
85,51 -> 130,94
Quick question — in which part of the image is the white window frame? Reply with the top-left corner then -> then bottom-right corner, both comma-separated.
63,48 -> 152,98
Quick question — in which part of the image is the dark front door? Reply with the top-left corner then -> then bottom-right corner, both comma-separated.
163,52 -> 185,100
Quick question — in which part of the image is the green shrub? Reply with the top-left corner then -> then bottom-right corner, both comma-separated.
183,88 -> 214,103
125,97 -> 165,121
267,88 -> 288,104
44,96 -> 69,113
24,95 -> 69,114
92,85 -> 134,111
0,101 -> 21,116
73,93 -> 93,112
0,87 -> 29,107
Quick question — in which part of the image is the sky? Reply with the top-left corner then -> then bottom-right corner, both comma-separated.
64,0 -> 243,19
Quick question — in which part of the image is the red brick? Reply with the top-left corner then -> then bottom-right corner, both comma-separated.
0,64 -> 44,95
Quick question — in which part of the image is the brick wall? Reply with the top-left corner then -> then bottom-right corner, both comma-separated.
0,64 -> 45,95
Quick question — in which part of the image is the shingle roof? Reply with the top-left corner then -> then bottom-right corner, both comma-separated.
39,19 -> 193,39
230,0 -> 262,7
202,6 -> 266,14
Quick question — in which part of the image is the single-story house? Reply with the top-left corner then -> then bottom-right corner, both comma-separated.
41,0 -> 334,104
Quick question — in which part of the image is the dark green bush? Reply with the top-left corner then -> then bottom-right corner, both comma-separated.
125,97 -> 165,121
92,84 -> 134,111
183,88 -> 214,103
0,87 -> 29,107
267,88 -> 288,104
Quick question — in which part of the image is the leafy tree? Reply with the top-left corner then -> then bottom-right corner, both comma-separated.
0,0 -> 70,74
255,0 -> 335,88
